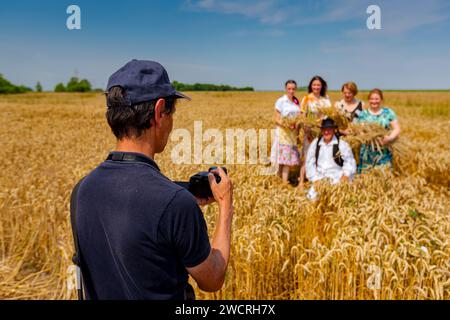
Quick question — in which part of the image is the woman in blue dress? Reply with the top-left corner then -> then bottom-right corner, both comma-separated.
357,89 -> 401,173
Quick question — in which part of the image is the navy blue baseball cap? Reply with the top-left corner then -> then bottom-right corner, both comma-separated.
106,59 -> 191,106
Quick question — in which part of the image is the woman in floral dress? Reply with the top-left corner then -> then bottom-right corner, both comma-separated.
356,89 -> 401,173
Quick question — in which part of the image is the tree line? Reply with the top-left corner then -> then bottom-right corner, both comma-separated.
172,81 -> 254,92
1,74 -> 255,94
0,74 -> 33,94
54,77 -> 94,92
0,74 -> 97,94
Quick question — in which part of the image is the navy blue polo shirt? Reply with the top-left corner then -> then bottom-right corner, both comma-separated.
75,152 -> 211,300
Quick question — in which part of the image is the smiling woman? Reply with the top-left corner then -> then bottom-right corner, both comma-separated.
356,88 -> 401,173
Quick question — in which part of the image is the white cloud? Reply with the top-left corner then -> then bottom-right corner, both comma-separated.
184,0 -> 299,25
293,0 -> 366,25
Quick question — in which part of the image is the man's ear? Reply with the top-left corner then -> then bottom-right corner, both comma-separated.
153,98 -> 166,128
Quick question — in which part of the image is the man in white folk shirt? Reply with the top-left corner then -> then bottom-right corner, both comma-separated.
305,118 -> 356,200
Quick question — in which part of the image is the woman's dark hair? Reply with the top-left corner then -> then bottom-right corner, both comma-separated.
308,76 -> 328,97
105,86 -> 176,140
285,80 -> 297,87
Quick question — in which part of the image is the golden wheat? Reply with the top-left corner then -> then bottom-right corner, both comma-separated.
0,91 -> 449,300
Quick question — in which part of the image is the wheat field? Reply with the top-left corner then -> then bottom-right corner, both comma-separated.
0,91 -> 449,300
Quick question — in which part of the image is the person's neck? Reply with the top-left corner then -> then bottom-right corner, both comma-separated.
344,98 -> 356,105
312,93 -> 321,99
369,106 -> 382,115
323,137 -> 333,144
115,138 -> 156,160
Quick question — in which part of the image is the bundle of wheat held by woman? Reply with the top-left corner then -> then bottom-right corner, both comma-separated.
287,114 -> 322,141
343,122 -> 408,158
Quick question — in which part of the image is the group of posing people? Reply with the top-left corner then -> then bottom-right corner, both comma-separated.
271,76 -> 401,199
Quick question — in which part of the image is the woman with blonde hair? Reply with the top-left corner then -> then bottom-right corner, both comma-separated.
335,82 -> 364,122
356,89 -> 401,173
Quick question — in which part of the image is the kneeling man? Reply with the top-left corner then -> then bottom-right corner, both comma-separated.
305,118 -> 356,200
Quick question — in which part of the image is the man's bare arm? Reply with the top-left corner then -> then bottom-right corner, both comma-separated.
186,167 -> 233,292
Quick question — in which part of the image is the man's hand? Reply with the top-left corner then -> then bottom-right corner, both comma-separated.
208,167 -> 233,210
341,175 -> 349,183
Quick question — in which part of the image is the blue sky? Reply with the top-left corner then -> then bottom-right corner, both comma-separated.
1,0 -> 449,90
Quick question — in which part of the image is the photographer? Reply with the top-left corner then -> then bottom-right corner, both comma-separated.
73,60 -> 233,300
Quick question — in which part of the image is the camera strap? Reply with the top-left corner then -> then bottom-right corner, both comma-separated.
70,177 -> 86,300
107,152 -> 191,192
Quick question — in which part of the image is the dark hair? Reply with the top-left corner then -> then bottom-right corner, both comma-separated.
308,76 -> 328,97
285,80 -> 297,87
105,86 -> 176,140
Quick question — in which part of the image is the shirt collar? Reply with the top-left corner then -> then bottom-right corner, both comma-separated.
107,151 -> 160,171
319,135 -> 338,146
283,95 -> 297,104
283,95 -> 290,103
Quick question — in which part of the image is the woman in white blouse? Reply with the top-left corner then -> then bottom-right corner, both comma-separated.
271,80 -> 301,183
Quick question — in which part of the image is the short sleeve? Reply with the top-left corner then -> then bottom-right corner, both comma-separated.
275,97 -> 284,113
387,108 -> 398,122
158,190 -> 211,268
356,110 -> 367,123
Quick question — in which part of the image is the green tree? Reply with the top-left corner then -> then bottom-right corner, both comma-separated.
35,82 -> 43,92
0,74 -> 32,94
76,79 -> 92,92
54,83 -> 66,92
66,77 -> 92,92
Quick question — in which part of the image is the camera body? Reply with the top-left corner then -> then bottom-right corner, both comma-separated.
175,167 -> 227,199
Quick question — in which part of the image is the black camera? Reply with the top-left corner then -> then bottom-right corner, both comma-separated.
175,166 -> 227,199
